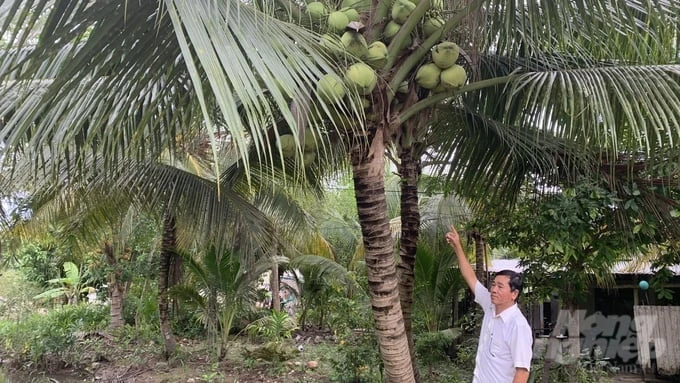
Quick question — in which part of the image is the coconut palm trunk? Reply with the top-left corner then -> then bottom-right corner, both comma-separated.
471,230 -> 487,286
397,145 -> 422,382
104,241 -> 126,329
159,213 -> 178,358
271,259 -> 280,312
351,130 -> 415,383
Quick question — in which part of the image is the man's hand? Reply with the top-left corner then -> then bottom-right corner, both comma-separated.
446,225 -> 478,291
446,225 -> 461,248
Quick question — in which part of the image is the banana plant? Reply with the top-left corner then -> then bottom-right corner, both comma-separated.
33,261 -> 91,305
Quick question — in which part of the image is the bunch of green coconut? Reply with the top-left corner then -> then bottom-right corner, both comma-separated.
277,129 -> 319,167
308,0 -> 387,106
415,41 -> 467,93
383,0 -> 445,47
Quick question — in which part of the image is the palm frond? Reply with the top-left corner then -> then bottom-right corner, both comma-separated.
500,65 -> 680,154
290,254 -> 360,290
0,0 -> 359,183
486,0 -> 679,64
428,105 -> 587,206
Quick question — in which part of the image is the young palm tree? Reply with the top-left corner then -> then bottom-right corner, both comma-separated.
171,246 -> 283,358
2,1 -> 679,380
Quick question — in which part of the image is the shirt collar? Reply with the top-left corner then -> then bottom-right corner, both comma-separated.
493,303 -> 520,322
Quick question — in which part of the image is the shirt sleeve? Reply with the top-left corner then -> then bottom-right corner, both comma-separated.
473,280 -> 491,309
510,318 -> 533,370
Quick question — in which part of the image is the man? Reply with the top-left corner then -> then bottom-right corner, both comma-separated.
446,226 -> 532,383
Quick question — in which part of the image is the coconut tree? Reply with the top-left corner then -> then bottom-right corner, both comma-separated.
171,246 -> 285,358
2,0 -> 680,380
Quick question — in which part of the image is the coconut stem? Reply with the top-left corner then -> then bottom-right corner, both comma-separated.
397,73 -> 518,122
386,0 -> 486,102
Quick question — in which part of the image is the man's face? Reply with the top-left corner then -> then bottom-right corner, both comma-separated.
490,275 -> 518,307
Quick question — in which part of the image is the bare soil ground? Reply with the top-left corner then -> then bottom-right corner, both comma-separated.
3,332 -> 336,383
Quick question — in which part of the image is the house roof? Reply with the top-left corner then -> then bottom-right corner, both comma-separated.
479,259 -> 680,276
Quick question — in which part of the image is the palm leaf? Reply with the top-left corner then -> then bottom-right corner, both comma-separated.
486,0 -> 679,64
290,254 -> 360,290
429,105 -> 587,205
0,0 -> 359,184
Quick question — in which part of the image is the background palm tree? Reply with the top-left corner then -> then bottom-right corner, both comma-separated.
171,246 -> 282,358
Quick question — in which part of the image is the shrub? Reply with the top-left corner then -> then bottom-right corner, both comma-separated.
0,270 -> 43,320
329,330 -> 382,383
15,243 -> 63,287
0,304 -> 108,365
246,310 -> 298,343
529,352 -> 614,383
123,281 -> 159,328
415,328 -> 460,363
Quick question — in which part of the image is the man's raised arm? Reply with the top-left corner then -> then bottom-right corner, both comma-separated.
446,225 -> 478,292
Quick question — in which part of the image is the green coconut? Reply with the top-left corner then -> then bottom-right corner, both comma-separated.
431,42 -> 459,69
439,64 -> 466,89
391,0 -> 416,24
415,63 -> 441,89
422,17 -> 444,38
342,7 -> 361,22
303,130 -> 317,151
277,134 -> 297,157
345,62 -> 377,95
306,2 -> 328,20
320,33 -> 344,56
340,31 -> 368,59
303,151 -> 317,167
431,83 -> 447,93
341,0 -> 370,11
366,41 -> 388,69
383,20 -> 401,42
317,74 -> 346,103
327,11 -> 350,34
397,81 -> 409,93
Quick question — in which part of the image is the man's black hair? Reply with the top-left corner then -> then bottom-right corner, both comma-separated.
494,269 -> 523,294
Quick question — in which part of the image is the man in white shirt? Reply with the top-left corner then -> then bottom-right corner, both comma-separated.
446,226 -> 533,383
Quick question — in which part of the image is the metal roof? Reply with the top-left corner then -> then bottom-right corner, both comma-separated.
479,259 -> 680,276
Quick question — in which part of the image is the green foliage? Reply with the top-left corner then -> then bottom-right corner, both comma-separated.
414,328 -> 460,363
291,254 -> 365,331
112,322 -> 162,347
245,310 -> 298,342
649,244 -> 680,301
529,350 -> 615,383
329,330 -> 382,383
243,310 -> 299,363
323,294 -> 372,335
453,335 -> 478,370
0,304 -> 108,364
123,280 -> 159,329
413,244 -> 466,332
650,266 -> 676,301
457,306 -> 483,335
170,246 -> 274,355
0,269 -> 43,320
171,304 -> 206,339
490,180 -> 653,305
33,261 -> 91,305
14,242 -> 63,287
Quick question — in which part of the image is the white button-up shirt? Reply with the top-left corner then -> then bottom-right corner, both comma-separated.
473,281 -> 533,383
